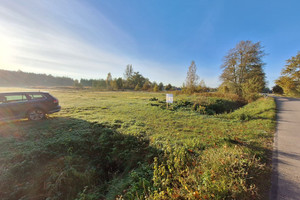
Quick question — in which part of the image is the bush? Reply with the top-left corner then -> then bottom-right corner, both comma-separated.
149,97 -> 158,101
149,96 -> 243,115
272,85 -> 284,94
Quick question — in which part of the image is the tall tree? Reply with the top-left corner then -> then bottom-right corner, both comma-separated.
142,81 -> 151,91
185,61 -> 199,93
158,82 -> 164,91
153,84 -> 159,92
272,85 -> 284,94
106,73 -> 112,90
220,40 -> 266,98
124,64 -> 133,80
165,83 -> 172,91
276,52 -> 300,95
130,72 -> 147,88
123,65 -> 134,89
116,77 -> 123,89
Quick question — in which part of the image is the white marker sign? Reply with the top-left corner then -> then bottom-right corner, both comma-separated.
166,94 -> 173,103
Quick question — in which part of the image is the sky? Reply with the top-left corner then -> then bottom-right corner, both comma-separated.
0,0 -> 300,88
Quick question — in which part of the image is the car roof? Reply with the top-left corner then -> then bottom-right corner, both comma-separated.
0,92 -> 49,95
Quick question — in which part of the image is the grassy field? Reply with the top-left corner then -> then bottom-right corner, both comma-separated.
0,88 -> 276,199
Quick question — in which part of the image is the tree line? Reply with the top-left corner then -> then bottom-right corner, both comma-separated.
0,69 -> 74,86
76,65 -> 175,91
0,67 -> 175,91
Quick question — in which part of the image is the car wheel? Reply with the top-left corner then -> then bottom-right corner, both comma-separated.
28,108 -> 45,121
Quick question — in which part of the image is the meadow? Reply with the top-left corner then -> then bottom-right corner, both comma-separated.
0,88 -> 276,199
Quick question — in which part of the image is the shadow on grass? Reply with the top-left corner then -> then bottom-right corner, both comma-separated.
222,137 -> 273,199
223,137 -> 271,158
0,117 -> 158,200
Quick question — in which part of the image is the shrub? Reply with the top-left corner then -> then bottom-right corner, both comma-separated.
272,85 -> 284,94
149,97 -> 158,101
149,96 -> 243,114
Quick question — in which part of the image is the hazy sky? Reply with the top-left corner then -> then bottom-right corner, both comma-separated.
0,0 -> 299,87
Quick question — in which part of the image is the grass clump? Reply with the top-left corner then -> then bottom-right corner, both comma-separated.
150,145 -> 265,199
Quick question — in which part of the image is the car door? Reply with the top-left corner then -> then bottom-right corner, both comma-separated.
2,94 -> 31,119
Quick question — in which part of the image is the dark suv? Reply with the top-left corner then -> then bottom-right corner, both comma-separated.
0,92 -> 61,121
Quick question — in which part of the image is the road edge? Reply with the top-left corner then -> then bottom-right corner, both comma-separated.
269,96 -> 279,200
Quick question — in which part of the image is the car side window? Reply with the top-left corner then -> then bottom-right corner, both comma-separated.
28,94 -> 45,100
4,94 -> 28,103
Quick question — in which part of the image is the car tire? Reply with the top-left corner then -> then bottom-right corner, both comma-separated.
28,108 -> 45,121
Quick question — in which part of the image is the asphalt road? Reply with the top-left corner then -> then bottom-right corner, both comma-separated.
270,96 -> 300,200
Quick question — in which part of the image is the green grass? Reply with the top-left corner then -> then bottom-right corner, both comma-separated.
0,88 -> 276,199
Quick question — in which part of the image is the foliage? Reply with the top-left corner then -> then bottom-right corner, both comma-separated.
0,69 -> 74,87
275,52 -> 300,96
196,92 -> 242,102
106,73 -> 112,90
80,66 -> 161,92
158,82 -> 164,91
153,84 -> 159,92
0,65 -> 162,92
142,81 -> 151,91
149,95 -> 244,114
165,84 -> 172,91
185,61 -> 199,93
196,80 -> 209,93
272,85 -> 283,94
134,84 -> 141,91
74,80 -> 83,89
220,40 -> 266,99
129,72 -> 148,89
124,64 -> 134,81
241,77 -> 262,102
219,84 -> 230,93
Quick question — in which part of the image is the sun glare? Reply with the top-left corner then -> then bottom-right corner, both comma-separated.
0,35 -> 15,69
